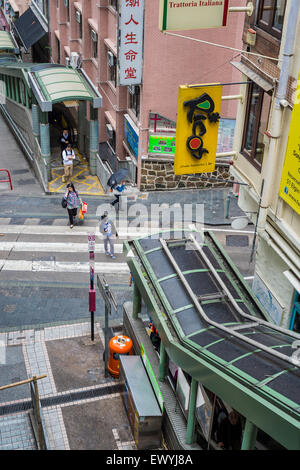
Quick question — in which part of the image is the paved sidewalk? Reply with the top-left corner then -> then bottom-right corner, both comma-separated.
0,112 -> 43,197
0,321 -> 138,450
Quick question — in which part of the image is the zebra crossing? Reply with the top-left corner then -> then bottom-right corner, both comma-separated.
0,217 -> 144,276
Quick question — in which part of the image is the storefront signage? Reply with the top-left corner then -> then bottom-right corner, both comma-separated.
149,112 -> 176,134
119,0 -> 144,86
279,70 -> 300,215
124,113 -> 139,159
174,84 -> 222,175
148,135 -> 176,156
159,0 -> 229,32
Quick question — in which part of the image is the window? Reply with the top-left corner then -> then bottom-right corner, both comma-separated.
75,10 -> 82,39
257,0 -> 286,38
128,85 -> 140,120
290,292 -> 300,333
91,30 -> 98,59
106,123 -> 116,152
108,51 -> 117,88
56,37 -> 60,63
109,0 -> 118,10
241,81 -> 272,170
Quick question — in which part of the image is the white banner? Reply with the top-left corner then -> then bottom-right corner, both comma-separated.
119,0 -> 144,86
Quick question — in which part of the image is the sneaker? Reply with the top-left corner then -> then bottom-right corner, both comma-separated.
111,255 -> 116,259
105,252 -> 110,256
70,225 -> 74,229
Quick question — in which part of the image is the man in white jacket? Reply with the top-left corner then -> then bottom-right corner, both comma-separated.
100,212 -> 118,259
62,144 -> 75,183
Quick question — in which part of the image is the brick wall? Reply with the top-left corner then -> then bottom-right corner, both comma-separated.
140,160 -> 234,191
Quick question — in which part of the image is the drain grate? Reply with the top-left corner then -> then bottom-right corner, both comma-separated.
0,383 -> 122,416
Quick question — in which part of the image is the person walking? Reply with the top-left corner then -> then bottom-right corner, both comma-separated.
111,179 -> 126,207
64,183 -> 82,229
62,144 -> 75,183
60,128 -> 72,163
100,212 -> 118,259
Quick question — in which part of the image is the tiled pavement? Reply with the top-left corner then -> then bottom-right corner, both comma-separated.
48,150 -> 105,196
0,322 -> 137,450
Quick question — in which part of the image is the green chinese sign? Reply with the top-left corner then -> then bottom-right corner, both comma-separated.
148,135 -> 176,156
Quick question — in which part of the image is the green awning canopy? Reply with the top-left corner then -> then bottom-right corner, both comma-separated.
0,31 -> 19,52
27,65 -> 102,111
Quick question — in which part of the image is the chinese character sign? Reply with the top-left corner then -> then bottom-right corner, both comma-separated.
119,0 -> 144,86
174,85 -> 222,175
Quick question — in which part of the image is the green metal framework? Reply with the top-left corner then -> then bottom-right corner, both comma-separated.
123,230 -> 300,449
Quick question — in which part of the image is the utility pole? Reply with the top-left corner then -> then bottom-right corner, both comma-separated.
88,233 -> 96,341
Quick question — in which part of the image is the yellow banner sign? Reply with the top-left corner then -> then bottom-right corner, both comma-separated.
159,0 -> 229,32
174,84 -> 222,175
279,75 -> 300,215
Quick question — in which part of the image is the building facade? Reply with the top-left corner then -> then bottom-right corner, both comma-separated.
230,0 -> 300,330
49,0 -> 245,190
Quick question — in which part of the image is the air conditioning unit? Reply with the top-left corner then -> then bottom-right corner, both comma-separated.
107,51 -> 115,67
106,123 -> 114,139
70,52 -> 79,68
91,29 -> 98,42
75,10 -> 81,23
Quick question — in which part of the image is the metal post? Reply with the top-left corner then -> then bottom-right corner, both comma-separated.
33,375 -> 44,450
159,342 -> 169,382
241,419 -> 258,450
225,192 -> 231,219
132,282 -> 141,319
186,377 -> 198,445
104,282 -> 110,377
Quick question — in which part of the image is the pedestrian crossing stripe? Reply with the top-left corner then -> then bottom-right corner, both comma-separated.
0,259 -> 129,273
0,241 -> 124,253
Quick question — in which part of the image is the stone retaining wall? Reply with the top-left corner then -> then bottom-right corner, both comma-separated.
140,159 -> 234,191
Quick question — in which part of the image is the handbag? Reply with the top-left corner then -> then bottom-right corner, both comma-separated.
61,197 -> 67,208
78,207 -> 84,220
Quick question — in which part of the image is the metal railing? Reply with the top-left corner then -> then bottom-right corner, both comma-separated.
159,235 -> 300,368
0,169 -> 13,190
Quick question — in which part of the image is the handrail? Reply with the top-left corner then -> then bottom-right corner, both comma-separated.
0,169 -> 13,190
159,237 -> 300,369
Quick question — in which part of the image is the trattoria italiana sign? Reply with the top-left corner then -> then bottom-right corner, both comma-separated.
159,0 -> 229,31
119,0 -> 144,86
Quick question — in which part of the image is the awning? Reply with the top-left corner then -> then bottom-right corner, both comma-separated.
28,64 -> 102,112
12,7 -> 48,51
231,61 -> 275,92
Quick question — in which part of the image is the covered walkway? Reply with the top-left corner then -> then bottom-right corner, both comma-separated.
0,31 -> 105,194
123,229 -> 300,450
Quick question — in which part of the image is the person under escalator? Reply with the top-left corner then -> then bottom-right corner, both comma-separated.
216,410 -> 242,450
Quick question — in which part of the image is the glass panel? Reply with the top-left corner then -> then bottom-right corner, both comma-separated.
255,92 -> 271,165
292,312 -> 300,333
243,83 -> 261,157
260,0 -> 273,25
273,0 -> 285,31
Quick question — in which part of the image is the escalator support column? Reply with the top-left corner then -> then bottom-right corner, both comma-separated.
40,111 -> 51,183
89,105 -> 98,176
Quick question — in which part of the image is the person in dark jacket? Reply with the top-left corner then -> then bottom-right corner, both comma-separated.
216,410 -> 242,450
111,180 -> 125,207
60,129 -> 72,163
